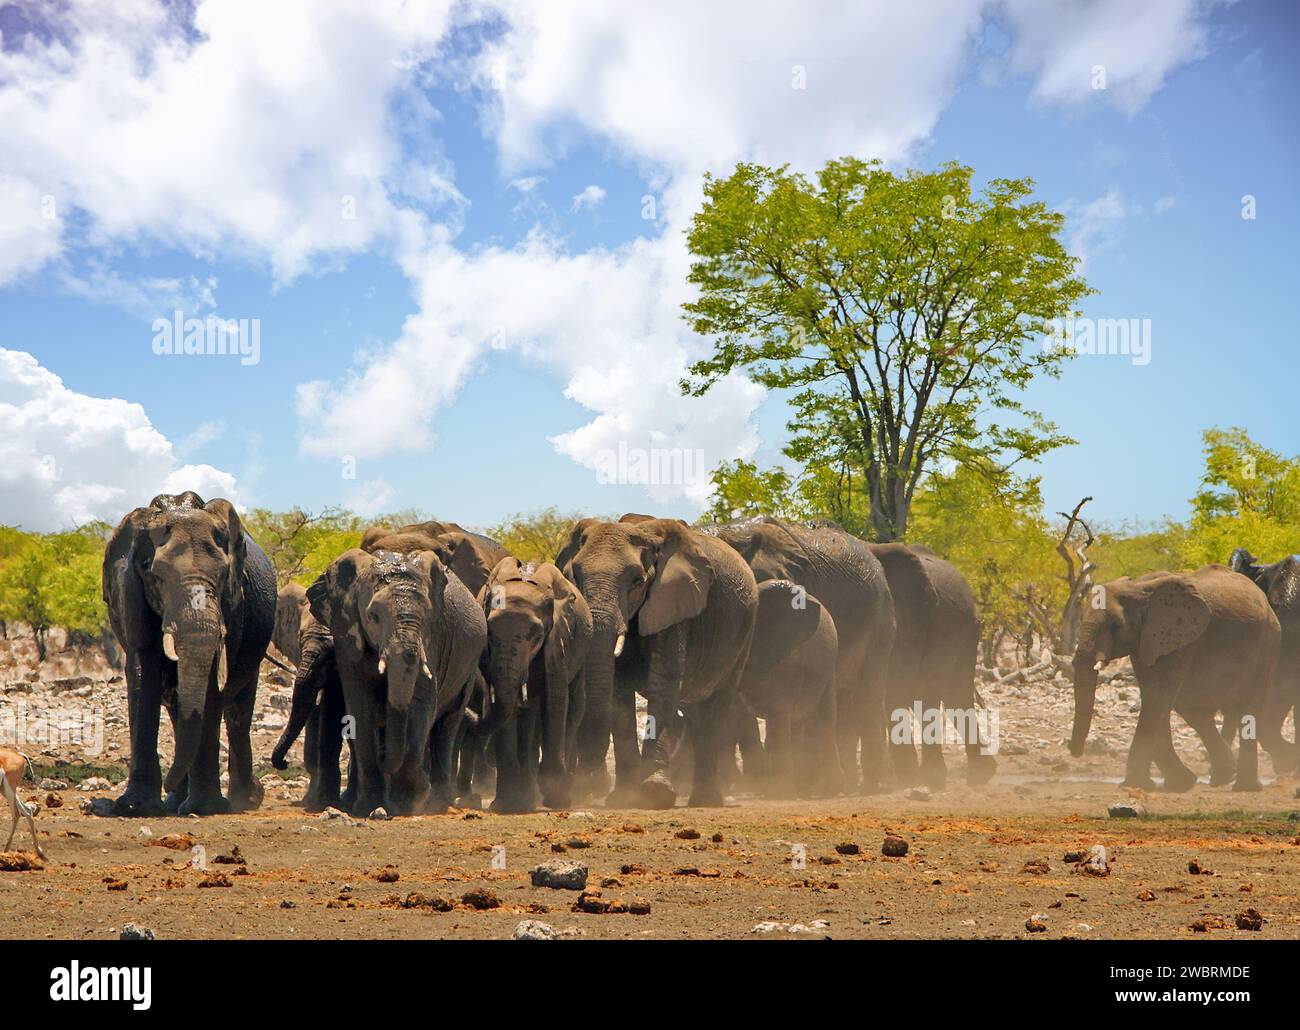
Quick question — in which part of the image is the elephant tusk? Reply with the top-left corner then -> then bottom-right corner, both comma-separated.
162,632 -> 178,661
422,663 -> 433,680
263,653 -> 296,674
378,655 -> 387,675
217,642 -> 228,687
521,682 -> 528,705
613,633 -> 625,658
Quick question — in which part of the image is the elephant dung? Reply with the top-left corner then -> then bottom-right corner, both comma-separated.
881,835 -> 909,857
531,861 -> 589,890
1235,908 -> 1263,931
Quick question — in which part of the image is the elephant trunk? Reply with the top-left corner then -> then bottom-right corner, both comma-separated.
272,639 -> 328,769
381,630 -> 426,776
577,617 -> 620,780
1070,656 -> 1099,758
163,604 -> 225,792
480,653 -> 527,735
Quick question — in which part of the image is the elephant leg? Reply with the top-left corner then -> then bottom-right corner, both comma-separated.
342,683 -> 385,817
454,720 -> 485,810
636,630 -> 687,809
762,707 -> 796,799
423,709 -> 460,814
919,698 -> 950,792
490,714 -> 527,813
1256,673 -> 1299,774
179,684 -> 228,816
834,686 -> 862,792
858,670 -> 889,794
114,652 -> 167,817
1234,717 -> 1262,792
311,685 -> 346,811
1179,705 -> 1234,787
1151,707 -> 1198,792
539,662 -> 571,809
223,680 -> 260,812
886,687 -> 923,788
604,684 -> 642,807
805,682 -> 843,796
517,704 -> 541,811
736,712 -> 765,789
1121,694 -> 1167,791
684,687 -> 731,807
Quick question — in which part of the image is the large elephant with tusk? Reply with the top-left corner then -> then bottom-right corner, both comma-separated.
307,546 -> 486,816
102,492 -> 276,816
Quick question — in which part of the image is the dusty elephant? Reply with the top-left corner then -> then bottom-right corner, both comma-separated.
478,557 -> 592,812
1230,548 -> 1300,773
1070,565 -> 1279,791
269,582 -> 351,812
870,542 -> 994,790
101,492 -> 275,816
557,515 -> 758,809
710,518 -> 895,791
735,579 -> 840,797
307,547 -> 486,815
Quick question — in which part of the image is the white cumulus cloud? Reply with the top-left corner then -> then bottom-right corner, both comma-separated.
0,348 -> 241,529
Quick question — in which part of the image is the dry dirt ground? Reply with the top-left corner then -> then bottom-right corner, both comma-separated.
2,629 -> 1300,939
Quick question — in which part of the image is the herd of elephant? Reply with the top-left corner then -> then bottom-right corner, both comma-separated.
96,491 -> 1300,818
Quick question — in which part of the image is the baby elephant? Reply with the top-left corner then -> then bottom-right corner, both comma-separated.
738,579 -> 841,797
479,558 -> 592,813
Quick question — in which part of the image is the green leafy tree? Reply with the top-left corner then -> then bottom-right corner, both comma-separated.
487,508 -> 588,564
682,157 -> 1092,541
1183,427 -> 1300,566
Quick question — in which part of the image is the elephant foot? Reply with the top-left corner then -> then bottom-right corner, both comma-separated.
1232,776 -> 1263,793
688,782 -> 726,807
226,782 -> 263,813
920,765 -> 948,792
1121,775 -> 1158,792
179,790 -> 230,817
1160,767 -> 1198,793
966,756 -> 997,787
636,770 -> 678,810
302,789 -> 341,813
454,793 -> 483,811
110,784 -> 165,818
603,780 -> 643,808
162,790 -> 185,815
540,787 -> 572,811
1208,764 -> 1236,787
349,792 -> 387,819
489,794 -> 535,815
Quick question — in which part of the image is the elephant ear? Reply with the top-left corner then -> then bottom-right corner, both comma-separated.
1229,547 -> 1263,581
272,584 -> 308,666
555,518 -> 600,574
638,521 -> 713,637
1138,577 -> 1213,667
102,506 -> 157,650
1264,556 -> 1300,610
749,580 -> 825,674
307,549 -> 368,647
420,549 -> 451,618
203,498 -> 247,606
539,563 -> 591,674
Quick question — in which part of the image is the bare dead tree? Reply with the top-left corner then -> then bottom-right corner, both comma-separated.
1054,496 -> 1096,655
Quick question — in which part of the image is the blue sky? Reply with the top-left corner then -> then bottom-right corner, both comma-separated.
1,0 -> 1296,533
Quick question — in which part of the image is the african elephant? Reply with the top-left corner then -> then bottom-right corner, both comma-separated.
307,547 -> 487,816
359,520 -> 508,807
709,518 -> 895,791
269,582 -> 351,812
478,557 -> 592,812
736,580 -> 840,797
1230,548 -> 1300,773
1070,565 -> 1280,791
557,515 -> 758,809
871,542 -> 994,790
101,492 -> 275,816
273,520 -> 508,810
